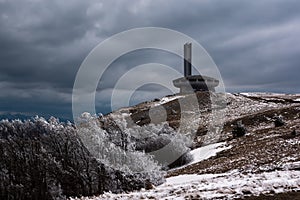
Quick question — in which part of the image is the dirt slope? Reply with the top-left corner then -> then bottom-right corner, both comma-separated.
103,92 -> 300,199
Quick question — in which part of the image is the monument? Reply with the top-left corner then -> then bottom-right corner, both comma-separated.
173,43 -> 219,93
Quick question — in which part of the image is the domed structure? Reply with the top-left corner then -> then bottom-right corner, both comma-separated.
173,43 -> 219,93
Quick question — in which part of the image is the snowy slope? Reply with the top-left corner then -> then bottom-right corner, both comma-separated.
73,92 -> 300,200
170,142 -> 232,171
73,170 -> 300,200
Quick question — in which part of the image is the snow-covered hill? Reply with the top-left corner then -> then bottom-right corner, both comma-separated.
1,92 -> 299,199
74,92 -> 300,199
75,170 -> 299,200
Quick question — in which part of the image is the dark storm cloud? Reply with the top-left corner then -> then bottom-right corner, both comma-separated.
0,0 -> 299,118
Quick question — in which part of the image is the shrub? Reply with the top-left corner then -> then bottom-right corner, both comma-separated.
274,115 -> 285,127
232,120 -> 247,138
0,116 -> 164,199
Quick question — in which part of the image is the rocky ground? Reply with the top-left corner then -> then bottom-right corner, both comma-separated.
168,94 -> 300,177
75,92 -> 300,199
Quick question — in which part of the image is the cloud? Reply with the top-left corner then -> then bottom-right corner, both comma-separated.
0,0 -> 299,118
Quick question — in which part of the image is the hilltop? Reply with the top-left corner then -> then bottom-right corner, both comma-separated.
1,92 -> 299,199
88,92 -> 300,199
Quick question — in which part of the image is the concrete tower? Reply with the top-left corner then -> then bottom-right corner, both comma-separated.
184,42 -> 192,77
173,43 -> 219,93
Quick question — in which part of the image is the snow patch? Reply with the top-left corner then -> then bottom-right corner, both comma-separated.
156,95 -> 183,105
240,92 -> 286,97
165,173 -> 221,185
189,142 -> 231,165
169,142 -> 232,171
74,170 -> 300,200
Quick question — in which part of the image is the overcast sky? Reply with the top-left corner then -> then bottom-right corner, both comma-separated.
0,0 -> 299,120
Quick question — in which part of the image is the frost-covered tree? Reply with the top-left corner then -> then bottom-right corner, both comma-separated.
100,112 -> 193,169
0,112 -> 193,199
0,116 -> 159,199
76,113 -> 165,185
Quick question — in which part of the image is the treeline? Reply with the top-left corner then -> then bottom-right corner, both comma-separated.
0,117 -> 149,199
0,115 -> 192,200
